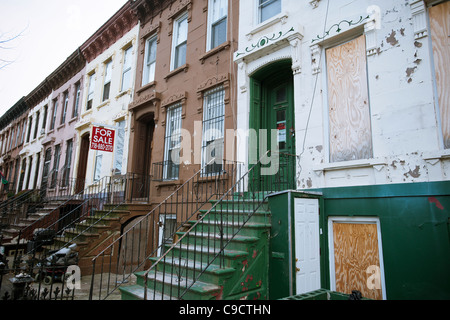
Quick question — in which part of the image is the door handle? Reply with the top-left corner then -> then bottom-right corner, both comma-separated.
296,258 -> 300,273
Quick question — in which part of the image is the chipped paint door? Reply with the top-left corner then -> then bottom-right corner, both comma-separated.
294,198 -> 321,294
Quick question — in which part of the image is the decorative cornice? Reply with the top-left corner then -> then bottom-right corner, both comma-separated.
129,91 -> 161,110
236,27 -> 296,58
161,91 -> 187,108
196,73 -> 230,96
80,2 -> 138,63
311,15 -> 371,43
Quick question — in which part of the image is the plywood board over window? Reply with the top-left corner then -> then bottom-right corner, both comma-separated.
429,2 -> 450,149
326,35 -> 373,162
332,221 -> 384,300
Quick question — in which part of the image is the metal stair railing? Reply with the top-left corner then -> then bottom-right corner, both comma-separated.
12,176 -> 112,262
141,151 -> 298,300
89,159 -> 243,300
0,189 -> 37,229
30,172 -> 151,258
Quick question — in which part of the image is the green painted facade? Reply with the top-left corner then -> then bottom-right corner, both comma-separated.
267,181 -> 450,300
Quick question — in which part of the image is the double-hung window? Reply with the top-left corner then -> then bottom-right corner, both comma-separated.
163,104 -> 182,180
61,91 -> 69,124
94,152 -> 103,181
202,86 -> 225,174
42,105 -> 48,133
72,83 -> 80,118
62,139 -> 73,187
87,73 -> 95,110
142,36 -> 157,86
113,120 -> 126,174
259,0 -> 281,23
121,46 -> 133,91
208,0 -> 228,50
103,60 -> 112,101
50,99 -> 58,130
33,111 -> 40,140
51,144 -> 61,188
171,12 -> 188,70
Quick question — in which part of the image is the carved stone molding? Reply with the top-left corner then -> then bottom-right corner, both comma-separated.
161,91 -> 188,123
410,0 -> 428,39
196,73 -> 230,97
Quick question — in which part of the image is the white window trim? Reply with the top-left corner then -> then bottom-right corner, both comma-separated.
327,216 -> 387,300
206,0 -> 228,52
102,60 -> 113,102
163,104 -> 182,180
257,0 -> 282,25
86,72 -> 96,111
170,12 -> 189,71
121,46 -> 133,92
142,35 -> 157,86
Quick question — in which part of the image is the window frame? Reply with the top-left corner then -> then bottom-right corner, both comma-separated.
50,99 -> 58,130
258,0 -> 282,24
102,60 -> 113,102
163,104 -> 183,180
170,12 -> 189,71
72,83 -> 81,118
121,46 -> 133,92
142,35 -> 158,86
201,86 -> 225,175
86,72 -> 96,111
207,0 -> 228,51
61,91 -> 69,124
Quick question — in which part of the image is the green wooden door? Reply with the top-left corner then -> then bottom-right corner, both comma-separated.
249,62 -> 296,193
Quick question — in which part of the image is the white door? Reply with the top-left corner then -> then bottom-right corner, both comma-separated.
294,198 -> 321,294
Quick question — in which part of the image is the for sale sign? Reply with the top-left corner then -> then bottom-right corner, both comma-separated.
91,126 -> 115,152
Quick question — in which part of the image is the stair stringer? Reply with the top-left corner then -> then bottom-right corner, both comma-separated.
218,229 -> 270,300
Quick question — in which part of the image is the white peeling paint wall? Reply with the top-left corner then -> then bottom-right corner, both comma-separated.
235,0 -> 449,189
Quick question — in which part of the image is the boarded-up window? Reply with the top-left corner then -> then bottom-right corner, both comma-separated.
332,222 -> 383,300
429,2 -> 450,149
326,35 -> 373,162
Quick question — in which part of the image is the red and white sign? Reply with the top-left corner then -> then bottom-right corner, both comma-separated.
91,126 -> 115,152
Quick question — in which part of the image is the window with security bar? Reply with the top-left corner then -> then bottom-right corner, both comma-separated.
202,86 -> 225,175
163,104 -> 182,180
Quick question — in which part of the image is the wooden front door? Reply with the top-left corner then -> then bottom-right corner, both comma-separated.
330,219 -> 385,300
250,61 -> 296,192
75,134 -> 90,193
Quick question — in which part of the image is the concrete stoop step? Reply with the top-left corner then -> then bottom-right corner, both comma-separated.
119,199 -> 271,301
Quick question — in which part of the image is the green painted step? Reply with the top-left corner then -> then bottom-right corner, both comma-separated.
120,284 -> 177,301
175,231 -> 260,252
147,256 -> 235,285
133,270 -> 222,300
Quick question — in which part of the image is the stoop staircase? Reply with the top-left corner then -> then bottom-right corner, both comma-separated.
120,197 -> 272,300
89,152 -> 296,300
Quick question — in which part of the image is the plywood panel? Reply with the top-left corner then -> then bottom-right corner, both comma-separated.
326,35 -> 373,162
333,222 -> 382,300
429,2 -> 450,149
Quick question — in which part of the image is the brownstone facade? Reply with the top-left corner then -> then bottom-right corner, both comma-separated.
128,0 -> 239,196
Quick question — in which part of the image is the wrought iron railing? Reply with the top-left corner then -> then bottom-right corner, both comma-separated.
140,151 -> 298,300
88,159 -> 243,300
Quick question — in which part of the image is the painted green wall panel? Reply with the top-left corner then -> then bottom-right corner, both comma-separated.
316,182 -> 450,300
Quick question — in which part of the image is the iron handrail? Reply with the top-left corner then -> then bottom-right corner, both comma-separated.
89,158 -> 243,300
142,151 -> 298,300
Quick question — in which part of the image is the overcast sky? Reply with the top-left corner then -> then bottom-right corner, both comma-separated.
0,0 -> 128,118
